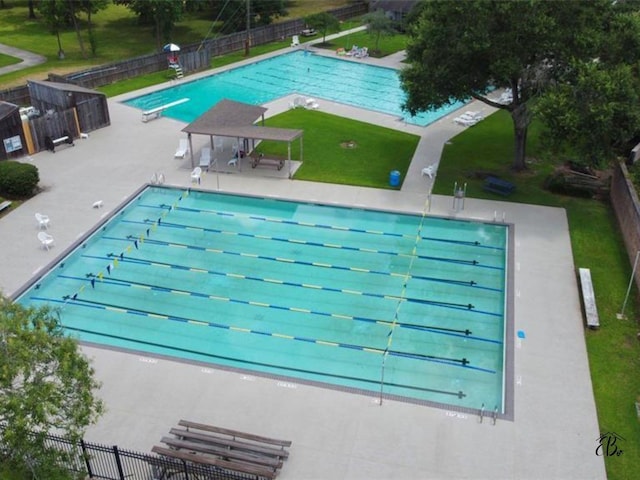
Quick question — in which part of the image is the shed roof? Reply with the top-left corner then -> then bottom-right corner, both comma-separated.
0,101 -> 19,121
27,79 -> 106,97
182,99 -> 302,142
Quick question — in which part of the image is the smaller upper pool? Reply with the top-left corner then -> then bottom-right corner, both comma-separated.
124,51 -> 464,126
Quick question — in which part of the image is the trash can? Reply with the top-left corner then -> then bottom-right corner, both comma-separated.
389,170 -> 401,187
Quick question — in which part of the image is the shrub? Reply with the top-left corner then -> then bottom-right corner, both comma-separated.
0,161 -> 39,197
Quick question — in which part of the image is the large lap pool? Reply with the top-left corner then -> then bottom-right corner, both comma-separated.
16,186 -> 511,413
124,51 -> 465,126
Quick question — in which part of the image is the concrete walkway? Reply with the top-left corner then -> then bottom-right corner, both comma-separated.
0,43 -> 605,480
0,43 -> 46,75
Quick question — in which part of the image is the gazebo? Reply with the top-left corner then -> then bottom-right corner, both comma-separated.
181,99 -> 303,178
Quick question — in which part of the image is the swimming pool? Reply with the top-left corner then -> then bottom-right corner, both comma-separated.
124,51 -> 464,126
16,186 -> 510,413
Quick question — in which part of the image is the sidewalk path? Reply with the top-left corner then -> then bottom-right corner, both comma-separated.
0,43 -> 46,75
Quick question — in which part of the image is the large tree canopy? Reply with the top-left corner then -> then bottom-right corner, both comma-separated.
0,299 -> 104,477
401,0 -> 640,171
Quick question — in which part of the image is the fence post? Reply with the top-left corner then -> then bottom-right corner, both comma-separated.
80,439 -> 94,478
113,445 -> 126,480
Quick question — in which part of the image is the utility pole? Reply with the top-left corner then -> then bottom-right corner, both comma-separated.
244,0 -> 251,57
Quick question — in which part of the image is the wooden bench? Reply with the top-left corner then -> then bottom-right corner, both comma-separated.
169,428 -> 289,459
161,436 -> 283,470
0,200 -> 12,213
178,420 -> 292,449
152,445 -> 278,479
578,268 -> 600,329
483,176 -> 515,196
250,153 -> 285,171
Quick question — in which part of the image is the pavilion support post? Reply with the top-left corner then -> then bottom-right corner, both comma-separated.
188,133 -> 194,168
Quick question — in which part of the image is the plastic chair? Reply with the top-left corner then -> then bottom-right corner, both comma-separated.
421,166 -> 434,179
35,212 -> 50,229
38,231 -> 54,250
213,137 -> 224,152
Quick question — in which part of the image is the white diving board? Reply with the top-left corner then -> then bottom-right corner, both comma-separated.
142,98 -> 189,122
578,268 -> 600,330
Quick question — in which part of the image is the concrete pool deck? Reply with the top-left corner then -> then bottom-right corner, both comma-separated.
0,43 -> 605,479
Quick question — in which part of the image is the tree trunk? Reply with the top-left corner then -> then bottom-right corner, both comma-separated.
69,1 -> 87,59
511,103 -> 529,171
28,0 -> 36,18
56,31 -> 64,59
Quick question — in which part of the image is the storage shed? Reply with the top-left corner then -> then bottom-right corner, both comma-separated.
0,101 -> 26,160
27,79 -> 110,134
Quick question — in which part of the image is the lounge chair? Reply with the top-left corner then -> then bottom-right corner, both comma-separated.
355,47 -> 369,58
291,35 -> 300,47
35,212 -> 50,229
213,136 -> 224,152
199,147 -> 213,171
454,116 -> 480,127
190,167 -> 202,184
174,139 -> 189,159
37,231 -> 54,251
454,111 -> 484,126
304,97 -> 319,110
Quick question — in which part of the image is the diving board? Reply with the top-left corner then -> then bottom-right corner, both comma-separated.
141,98 -> 189,122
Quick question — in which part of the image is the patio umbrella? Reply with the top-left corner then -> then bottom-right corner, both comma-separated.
163,43 -> 180,52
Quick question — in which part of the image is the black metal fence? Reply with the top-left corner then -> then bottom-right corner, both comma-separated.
42,433 -> 267,480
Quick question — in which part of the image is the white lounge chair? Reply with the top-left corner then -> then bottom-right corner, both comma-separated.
174,139 -> 189,158
421,165 -> 435,179
38,231 -> 54,251
304,97 -> 319,110
35,212 -> 50,229
199,147 -> 213,171
454,116 -> 480,126
291,35 -> 300,47
190,167 -> 202,184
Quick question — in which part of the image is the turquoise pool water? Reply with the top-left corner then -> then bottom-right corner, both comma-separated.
17,187 -> 509,411
124,51 -> 464,126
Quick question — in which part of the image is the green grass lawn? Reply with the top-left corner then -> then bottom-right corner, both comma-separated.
0,52 -> 21,68
440,111 -> 640,480
257,109 -> 419,187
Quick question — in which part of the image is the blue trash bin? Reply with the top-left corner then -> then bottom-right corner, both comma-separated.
389,170 -> 401,187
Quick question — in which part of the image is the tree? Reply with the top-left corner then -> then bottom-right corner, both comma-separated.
114,0 -> 184,51
304,12 -> 340,45
37,0 -> 68,59
362,10 -> 396,55
400,0 -> 624,171
215,0 -> 288,34
28,0 -> 37,19
533,7 -> 640,167
0,298 -> 104,478
79,0 -> 110,56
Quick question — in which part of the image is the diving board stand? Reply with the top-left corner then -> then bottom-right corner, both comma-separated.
142,98 -> 189,122
578,268 -> 600,329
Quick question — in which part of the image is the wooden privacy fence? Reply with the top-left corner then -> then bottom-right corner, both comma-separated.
26,109 -> 80,154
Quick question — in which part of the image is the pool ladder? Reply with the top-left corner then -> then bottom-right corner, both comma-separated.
479,404 -> 499,425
